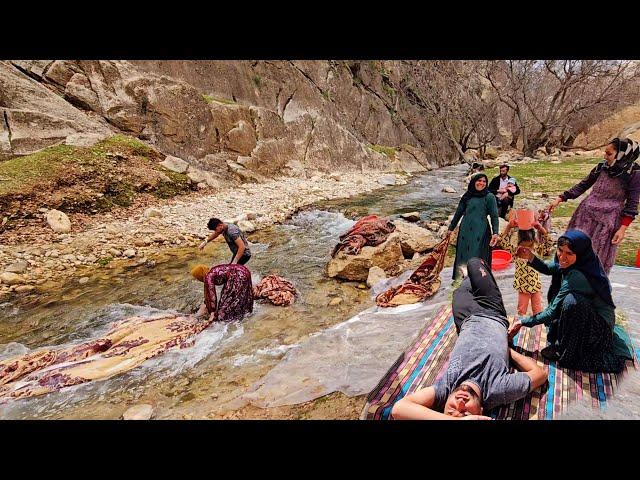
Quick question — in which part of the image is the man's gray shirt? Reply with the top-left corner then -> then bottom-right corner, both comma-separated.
223,224 -> 251,257
433,314 -> 531,412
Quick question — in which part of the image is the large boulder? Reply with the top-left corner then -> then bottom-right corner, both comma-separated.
326,232 -> 403,281
400,211 -> 420,222
378,174 -> 397,186
64,132 -> 109,147
65,72 -> 101,112
393,220 -> 439,258
160,155 -> 189,173
392,150 -> 426,173
0,113 -> 11,159
237,220 -> 256,233
225,120 -> 257,155
495,153 -> 515,165
0,61 -> 110,157
45,209 -> 71,233
226,159 -> 267,183
10,60 -> 53,80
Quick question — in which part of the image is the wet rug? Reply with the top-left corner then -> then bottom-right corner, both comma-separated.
361,305 -> 637,420
0,313 -> 212,401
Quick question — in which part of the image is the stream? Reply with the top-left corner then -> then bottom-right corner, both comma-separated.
1,163 -> 639,420
0,166 -> 468,419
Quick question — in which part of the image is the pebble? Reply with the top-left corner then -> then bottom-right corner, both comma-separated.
329,297 -> 343,306
6,261 -> 28,274
122,404 -> 154,420
78,277 -> 90,284
14,285 -> 35,293
0,272 -> 24,285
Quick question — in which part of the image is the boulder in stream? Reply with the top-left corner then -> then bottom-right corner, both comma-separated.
393,220 -> 438,257
326,232 -> 403,282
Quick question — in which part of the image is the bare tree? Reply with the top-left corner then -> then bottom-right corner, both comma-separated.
398,61 -> 499,162
481,60 -> 640,156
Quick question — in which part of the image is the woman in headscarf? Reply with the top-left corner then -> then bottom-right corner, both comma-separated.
548,137 -> 640,273
508,230 -> 634,372
447,173 -> 500,280
191,263 -> 253,322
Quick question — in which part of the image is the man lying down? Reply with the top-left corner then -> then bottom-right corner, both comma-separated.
392,258 -> 548,420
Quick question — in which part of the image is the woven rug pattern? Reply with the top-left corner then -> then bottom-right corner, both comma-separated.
361,305 -> 637,420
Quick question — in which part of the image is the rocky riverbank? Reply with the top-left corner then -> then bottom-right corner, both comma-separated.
0,171 -> 410,300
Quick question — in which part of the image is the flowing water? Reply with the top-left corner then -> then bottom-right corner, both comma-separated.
0,166 -> 467,419
1,164 -> 639,419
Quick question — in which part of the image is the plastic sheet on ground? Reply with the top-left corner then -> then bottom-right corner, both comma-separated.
242,265 -> 640,409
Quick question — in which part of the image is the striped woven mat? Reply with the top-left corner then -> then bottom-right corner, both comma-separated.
361,305 -> 637,420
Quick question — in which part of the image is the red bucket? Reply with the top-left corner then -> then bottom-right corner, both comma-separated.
492,249 -> 513,271
636,249 -> 640,268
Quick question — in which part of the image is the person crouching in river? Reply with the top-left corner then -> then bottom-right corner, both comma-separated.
191,264 -> 253,322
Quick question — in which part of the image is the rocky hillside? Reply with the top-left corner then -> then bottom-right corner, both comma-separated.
0,135 -> 195,229
0,60 -> 459,191
574,102 -> 640,148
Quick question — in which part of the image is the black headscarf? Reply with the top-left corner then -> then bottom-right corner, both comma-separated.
597,137 -> 640,180
547,230 -> 615,308
460,173 -> 489,207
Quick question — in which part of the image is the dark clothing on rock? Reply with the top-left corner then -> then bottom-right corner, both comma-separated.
332,215 -> 396,257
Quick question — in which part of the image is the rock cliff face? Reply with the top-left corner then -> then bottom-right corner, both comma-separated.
574,102 -> 640,148
1,60 -> 459,181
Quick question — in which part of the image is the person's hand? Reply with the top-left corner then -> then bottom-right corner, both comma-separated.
459,414 -> 493,420
195,304 -> 208,318
508,216 -> 518,228
548,197 -> 562,212
532,219 -> 541,230
516,246 -> 534,261
508,319 -> 523,341
489,234 -> 500,247
537,208 -> 548,221
199,241 -> 207,251
612,226 -> 627,245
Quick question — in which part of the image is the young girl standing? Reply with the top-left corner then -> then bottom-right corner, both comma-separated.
498,213 -> 553,315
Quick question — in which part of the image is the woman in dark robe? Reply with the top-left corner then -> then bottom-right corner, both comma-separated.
447,173 -> 500,280
191,263 -> 253,322
508,230 -> 634,372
